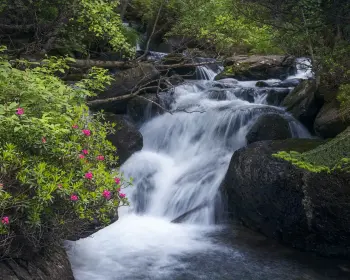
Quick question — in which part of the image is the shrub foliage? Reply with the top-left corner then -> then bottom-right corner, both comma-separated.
0,50 -> 130,259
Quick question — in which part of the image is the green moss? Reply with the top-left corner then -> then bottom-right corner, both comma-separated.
273,127 -> 350,173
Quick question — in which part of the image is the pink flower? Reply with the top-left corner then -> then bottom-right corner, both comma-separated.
72,124 -> 79,129
1,216 -> 9,225
97,155 -> 105,161
85,172 -> 93,180
119,193 -> 126,198
82,149 -> 88,155
82,129 -> 91,136
102,190 -> 111,200
114,177 -> 121,185
0,183 -> 3,189
42,137 -> 47,143
16,108 -> 24,115
70,194 -> 78,201
79,154 -> 85,159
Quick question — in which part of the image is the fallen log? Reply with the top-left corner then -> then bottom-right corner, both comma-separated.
71,59 -> 137,69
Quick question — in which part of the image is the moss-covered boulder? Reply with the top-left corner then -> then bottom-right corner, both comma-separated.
215,55 -> 296,81
246,114 -> 292,144
296,127 -> 350,168
222,138 -> 350,258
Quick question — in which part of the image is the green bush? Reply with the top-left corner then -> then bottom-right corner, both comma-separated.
0,50 -> 131,258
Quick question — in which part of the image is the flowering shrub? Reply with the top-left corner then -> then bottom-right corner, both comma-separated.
0,50 -> 131,258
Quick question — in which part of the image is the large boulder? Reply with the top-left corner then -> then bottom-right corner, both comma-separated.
88,63 -> 160,114
314,100 -> 350,138
282,79 -> 321,130
0,246 -> 74,280
215,55 -> 296,81
222,139 -> 350,258
104,113 -> 143,164
246,114 -> 292,144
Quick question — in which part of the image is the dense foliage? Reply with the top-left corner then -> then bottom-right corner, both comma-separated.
0,49 -> 130,259
0,0 -> 135,57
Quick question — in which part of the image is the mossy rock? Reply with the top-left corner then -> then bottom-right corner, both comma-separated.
222,138 -> 350,258
301,126 -> 350,168
215,55 -> 296,81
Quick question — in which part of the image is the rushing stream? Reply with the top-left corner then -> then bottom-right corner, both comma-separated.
67,58 -> 349,280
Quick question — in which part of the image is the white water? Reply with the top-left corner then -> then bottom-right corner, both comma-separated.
288,57 -> 313,79
67,59 -> 313,280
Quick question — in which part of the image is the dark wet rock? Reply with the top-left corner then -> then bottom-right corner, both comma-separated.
222,139 -> 350,258
216,55 -> 296,81
128,93 -> 163,123
314,100 -> 350,138
168,74 -> 185,86
282,79 -> 321,130
246,114 -> 292,144
266,88 -> 291,106
256,81 -> 270,87
88,63 -> 160,114
104,113 -> 143,164
272,78 -> 302,88
207,89 -> 227,101
161,53 -> 196,79
232,88 -> 255,103
314,79 -> 338,103
212,78 -> 239,89
0,246 -> 74,280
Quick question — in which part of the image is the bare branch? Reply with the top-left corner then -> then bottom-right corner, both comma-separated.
86,85 -> 159,107
135,95 -> 173,115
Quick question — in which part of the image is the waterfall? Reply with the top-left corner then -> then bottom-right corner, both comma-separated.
288,57 -> 313,80
195,66 -> 217,80
67,60 -> 316,280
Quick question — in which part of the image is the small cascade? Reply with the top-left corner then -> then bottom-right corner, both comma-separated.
67,57 -> 319,280
288,57 -> 313,79
147,51 -> 168,61
196,66 -> 217,80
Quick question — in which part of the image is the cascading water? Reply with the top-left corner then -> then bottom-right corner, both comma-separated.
67,59 -> 344,280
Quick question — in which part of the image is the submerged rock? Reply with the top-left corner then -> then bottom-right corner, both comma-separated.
104,113 -> 143,164
246,114 -> 292,144
0,246 -> 74,280
272,78 -> 302,88
265,88 -> 291,106
222,139 -> 350,258
215,55 -> 296,81
207,89 -> 227,101
255,81 -> 270,87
